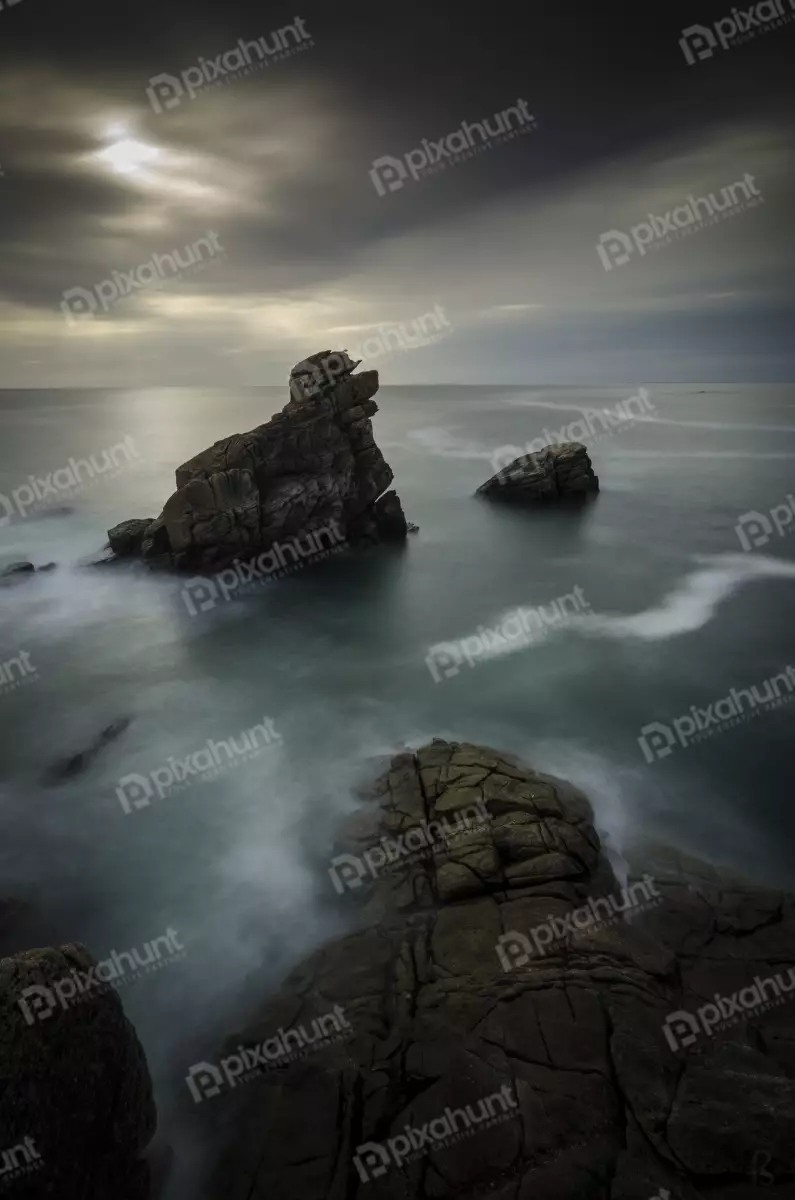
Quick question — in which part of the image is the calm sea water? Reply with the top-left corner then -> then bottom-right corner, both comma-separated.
1,382 -> 794,1195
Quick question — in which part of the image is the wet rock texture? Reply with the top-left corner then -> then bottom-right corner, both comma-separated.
107,355 -> 403,571
106,518 -> 155,558
0,942 -> 156,1198
477,442 -> 599,503
212,740 -> 795,1200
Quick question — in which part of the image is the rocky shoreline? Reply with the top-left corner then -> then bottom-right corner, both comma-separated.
3,741 -> 794,1198
203,740 -> 795,1199
5,359 -> 788,1198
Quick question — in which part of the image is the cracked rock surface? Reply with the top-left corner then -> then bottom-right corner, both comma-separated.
107,358 -> 402,571
477,443 -> 599,503
209,741 -> 795,1199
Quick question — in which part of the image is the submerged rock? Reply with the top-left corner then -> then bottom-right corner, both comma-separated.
0,561 -> 36,582
477,441 -> 599,503
85,549 -> 117,567
210,740 -> 795,1200
0,941 -> 156,1198
2,561 -> 36,574
0,562 -> 58,585
44,717 -> 131,785
106,352 -> 407,572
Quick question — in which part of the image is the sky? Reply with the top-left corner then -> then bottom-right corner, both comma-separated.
0,0 -> 793,386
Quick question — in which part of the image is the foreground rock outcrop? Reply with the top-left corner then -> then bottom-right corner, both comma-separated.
107,351 -> 406,571
0,942 -> 156,1198
209,740 -> 795,1199
477,443 -> 599,503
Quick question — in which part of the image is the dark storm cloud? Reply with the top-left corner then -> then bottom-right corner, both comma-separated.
0,0 -> 793,384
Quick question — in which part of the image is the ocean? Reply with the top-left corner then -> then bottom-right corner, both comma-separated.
1,381 -> 794,1195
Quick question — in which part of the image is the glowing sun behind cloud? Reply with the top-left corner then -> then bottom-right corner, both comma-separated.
82,124 -> 230,208
78,119 -> 267,216
95,136 -> 160,176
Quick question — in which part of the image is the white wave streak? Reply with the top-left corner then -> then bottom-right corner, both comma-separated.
405,428 -> 496,459
602,451 -> 795,460
501,397 -> 795,435
579,554 -> 795,641
501,396 -> 620,412
475,554 -> 795,654
623,416 -> 795,435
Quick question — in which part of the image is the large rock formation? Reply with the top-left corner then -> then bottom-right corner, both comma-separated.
107,351 -> 406,571
209,740 -> 795,1199
477,443 -> 599,503
0,942 -> 156,1198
